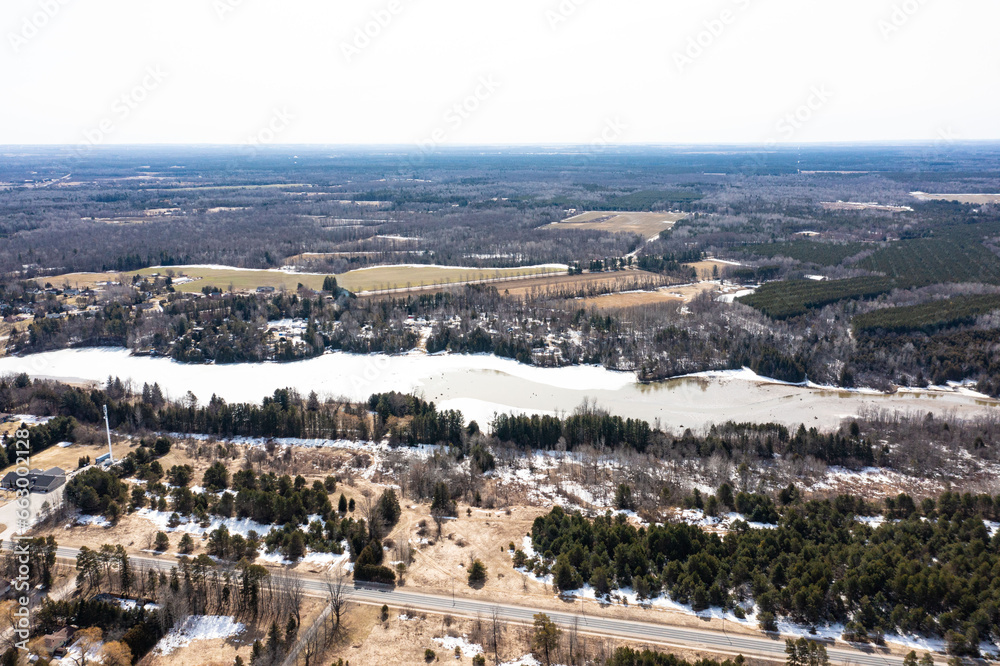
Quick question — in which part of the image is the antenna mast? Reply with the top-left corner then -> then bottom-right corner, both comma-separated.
103,405 -> 114,463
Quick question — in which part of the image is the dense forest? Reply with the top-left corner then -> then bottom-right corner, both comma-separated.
524,492 -> 1000,656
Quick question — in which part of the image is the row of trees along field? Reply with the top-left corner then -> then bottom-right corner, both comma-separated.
521,490 -> 1000,657
490,412 -> 880,466
12,375 -> 998,476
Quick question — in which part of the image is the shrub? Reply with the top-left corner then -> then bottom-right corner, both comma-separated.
153,437 -> 172,456
758,612 -> 777,632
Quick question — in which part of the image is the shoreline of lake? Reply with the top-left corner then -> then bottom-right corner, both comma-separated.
0,347 -> 995,433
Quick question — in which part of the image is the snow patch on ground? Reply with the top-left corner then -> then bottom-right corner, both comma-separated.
855,515 -> 886,528
499,655 -> 543,666
675,508 -> 778,531
812,466 -> 923,491
74,514 -> 112,527
95,594 -> 161,611
716,288 -> 757,303
54,641 -> 101,666
520,535 -> 536,558
301,542 -> 351,569
433,635 -> 483,657
170,431 -> 383,453
7,413 -> 54,425
153,615 -> 245,655
136,508 -> 273,537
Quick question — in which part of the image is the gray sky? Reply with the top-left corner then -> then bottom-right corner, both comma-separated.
2,0 -> 998,146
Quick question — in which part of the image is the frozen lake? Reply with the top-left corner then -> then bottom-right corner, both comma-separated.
1,347 -> 996,432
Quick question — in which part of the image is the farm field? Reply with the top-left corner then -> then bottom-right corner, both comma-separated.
739,276 -> 896,319
911,191 -> 1000,204
852,293 -> 1000,334
684,259 -> 740,280
547,211 -> 685,239
742,229 -> 1000,319
38,264 -> 567,295
855,236 -> 1000,285
577,282 -> 719,310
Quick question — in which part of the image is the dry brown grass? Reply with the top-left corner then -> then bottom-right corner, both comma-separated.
577,282 -> 719,310
684,260 -> 739,281
319,604 -> 487,666
547,211 -> 685,239
39,264 -> 564,296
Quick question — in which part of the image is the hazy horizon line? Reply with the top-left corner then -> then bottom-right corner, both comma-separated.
3,140 -> 1000,151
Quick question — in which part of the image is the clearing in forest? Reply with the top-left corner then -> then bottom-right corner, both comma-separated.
911,192 -> 1000,204
548,211 -> 685,240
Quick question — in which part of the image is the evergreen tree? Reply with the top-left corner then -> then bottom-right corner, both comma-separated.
468,559 -> 487,586
532,613 -> 561,666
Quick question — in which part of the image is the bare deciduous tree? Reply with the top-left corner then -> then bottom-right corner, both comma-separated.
325,568 -> 350,629
489,605 -> 506,665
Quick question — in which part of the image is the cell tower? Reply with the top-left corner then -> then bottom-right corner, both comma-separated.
103,404 -> 114,463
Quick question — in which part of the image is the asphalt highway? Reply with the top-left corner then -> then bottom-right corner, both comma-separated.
43,545 -> 908,665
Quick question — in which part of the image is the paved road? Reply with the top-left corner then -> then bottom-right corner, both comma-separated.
43,546 -> 910,666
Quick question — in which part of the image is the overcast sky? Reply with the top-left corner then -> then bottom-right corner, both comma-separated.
2,0 -> 998,146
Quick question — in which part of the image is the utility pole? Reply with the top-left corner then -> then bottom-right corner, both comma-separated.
103,405 -> 114,463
